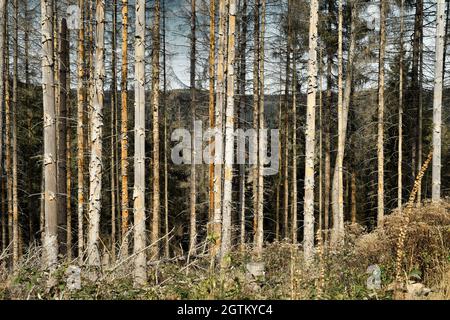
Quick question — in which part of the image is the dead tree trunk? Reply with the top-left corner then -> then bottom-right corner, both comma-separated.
87,0 -> 105,270
133,0 -> 147,285
42,0 -> 58,270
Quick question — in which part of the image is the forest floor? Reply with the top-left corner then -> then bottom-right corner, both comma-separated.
0,201 -> 449,300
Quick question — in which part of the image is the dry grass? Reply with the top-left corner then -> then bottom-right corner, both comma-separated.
0,202 -> 448,300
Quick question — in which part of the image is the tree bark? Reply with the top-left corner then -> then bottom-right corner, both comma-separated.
58,18 -> 69,256
208,0 -> 215,229
12,0 -> 19,269
221,0 -> 236,266
162,0 -> 169,259
303,0 -> 318,263
212,0 -> 227,258
110,0 -> 118,263
432,0 -> 445,202
398,0 -> 404,210
377,0 -> 386,226
256,0 -> 265,256
238,0 -> 247,249
151,0 -> 161,261
252,0 -> 260,245
120,0 -> 129,258
331,0 -> 356,242
189,0 -> 197,256
87,0 -> 105,270
42,0 -> 58,270
134,0 -> 147,285
76,0 -> 85,264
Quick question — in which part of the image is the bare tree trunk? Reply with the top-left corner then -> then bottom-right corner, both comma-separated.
252,0 -> 260,246
398,0 -> 404,210
303,0 -> 318,263
208,0 -> 215,233
324,0 -> 333,242
12,0 -> 19,269
256,0 -> 265,256
351,172 -> 356,224
42,0 -> 58,270
67,90 -> 72,260
110,0 -> 118,263
318,47 -> 323,231
212,0 -> 227,258
76,0 -> 85,264
189,0 -> 197,256
133,0 -> 146,285
283,0 -> 291,240
417,30 -> 423,206
331,0 -> 344,244
162,0 -> 169,259
238,0 -> 247,249
58,18 -> 69,256
432,0 -> 445,202
151,0 -> 161,261
377,0 -> 386,225
120,0 -> 129,258
291,42 -> 297,244
331,1 -> 356,242
87,0 -> 105,271
5,19 -> 11,251
411,0 -> 423,188
221,0 -> 236,267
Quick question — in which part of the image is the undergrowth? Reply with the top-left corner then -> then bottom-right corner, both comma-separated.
0,202 -> 448,300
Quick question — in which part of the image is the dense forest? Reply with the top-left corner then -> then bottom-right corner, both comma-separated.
0,0 -> 449,300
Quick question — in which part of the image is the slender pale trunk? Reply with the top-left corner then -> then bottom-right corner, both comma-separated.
411,0 -> 423,184
291,45 -> 297,244
318,47 -> 323,230
151,0 -> 161,261
58,18 -> 69,255
12,0 -> 19,269
252,0 -> 260,245
283,0 -> 291,240
303,0 -> 318,263
61,17 -> 72,260
212,0 -> 227,257
221,0 -> 236,266
208,0 -> 215,227
377,0 -> 386,225
162,0 -> 169,258
238,0 -> 247,249
76,0 -> 85,263
324,0 -> 333,242
331,1 -> 356,242
189,0 -> 197,256
133,0 -> 146,285
87,0 -> 105,269
120,0 -> 129,257
417,31 -> 423,205
351,172 -> 356,224
66,89 -> 72,260
332,0 -> 344,244
398,0 -> 404,210
256,0 -> 265,256
42,0 -> 58,269
110,0 -> 118,262
275,60 -> 283,242
432,0 -> 445,202
5,20 -> 11,250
